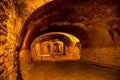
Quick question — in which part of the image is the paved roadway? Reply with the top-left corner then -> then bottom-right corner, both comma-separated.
28,61 -> 120,80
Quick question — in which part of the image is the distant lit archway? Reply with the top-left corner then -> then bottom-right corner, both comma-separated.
31,32 -> 81,61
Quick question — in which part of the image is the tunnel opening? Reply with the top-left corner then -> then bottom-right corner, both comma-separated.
19,18 -> 90,80
18,0 -> 120,79
31,32 -> 81,61
18,0 -> 92,79
21,25 -> 90,50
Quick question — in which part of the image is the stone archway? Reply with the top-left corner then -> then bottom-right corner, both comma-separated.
18,0 -> 120,80
30,32 -> 81,61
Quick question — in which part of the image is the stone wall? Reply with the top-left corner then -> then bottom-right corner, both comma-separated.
0,0 -> 120,80
0,0 -> 19,79
0,0 -> 51,80
81,47 -> 120,69
81,47 -> 120,70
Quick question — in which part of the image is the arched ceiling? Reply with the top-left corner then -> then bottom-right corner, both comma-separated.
31,32 -> 80,48
20,0 -> 120,49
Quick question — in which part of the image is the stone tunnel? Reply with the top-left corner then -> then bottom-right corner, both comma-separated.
0,0 -> 120,80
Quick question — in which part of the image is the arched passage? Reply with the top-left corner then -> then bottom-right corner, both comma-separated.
18,1 -> 90,79
18,0 -> 120,80
19,1 -> 91,79
31,32 -> 81,61
19,0 -> 91,50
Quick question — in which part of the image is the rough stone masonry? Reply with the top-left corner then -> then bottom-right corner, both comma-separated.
0,0 -> 120,80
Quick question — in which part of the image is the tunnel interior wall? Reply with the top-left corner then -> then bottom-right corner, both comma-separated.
0,0 -> 51,80
20,0 -> 120,67
81,47 -> 120,68
0,0 -> 120,80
